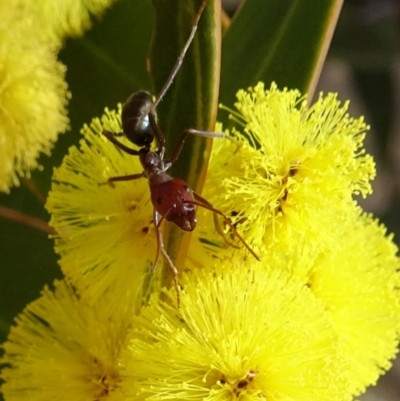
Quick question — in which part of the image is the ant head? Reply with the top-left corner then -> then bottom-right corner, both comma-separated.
121,91 -> 156,147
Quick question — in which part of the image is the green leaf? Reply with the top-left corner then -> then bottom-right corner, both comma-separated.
220,0 -> 343,112
149,0 -> 221,279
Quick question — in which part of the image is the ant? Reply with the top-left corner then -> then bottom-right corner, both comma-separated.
102,0 -> 260,304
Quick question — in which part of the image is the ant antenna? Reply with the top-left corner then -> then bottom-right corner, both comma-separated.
152,0 -> 210,112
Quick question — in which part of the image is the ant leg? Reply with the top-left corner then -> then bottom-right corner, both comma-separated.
108,132 -> 125,137
151,0 -> 210,111
152,209 -> 167,272
99,172 -> 145,187
212,213 -> 240,249
101,131 -> 144,185
189,193 -> 261,261
103,130 -> 141,156
153,209 -> 181,306
166,128 -> 224,165
148,109 -> 166,150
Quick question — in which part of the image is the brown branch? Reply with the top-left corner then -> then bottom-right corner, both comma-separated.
0,205 -> 55,235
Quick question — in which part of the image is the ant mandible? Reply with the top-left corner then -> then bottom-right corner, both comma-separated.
102,0 -> 260,302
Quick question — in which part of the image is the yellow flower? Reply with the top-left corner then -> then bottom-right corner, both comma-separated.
0,279 -> 133,401
46,106 -> 160,301
202,82 -> 376,249
221,206 -> 400,397
189,82 -> 400,396
10,0 -> 117,46
121,266 -> 350,401
203,206 -> 400,396
302,210 -> 400,395
0,5 -> 69,192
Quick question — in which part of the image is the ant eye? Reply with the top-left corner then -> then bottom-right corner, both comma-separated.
156,196 -> 162,205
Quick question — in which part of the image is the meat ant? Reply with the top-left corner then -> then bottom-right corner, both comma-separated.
102,0 -> 260,304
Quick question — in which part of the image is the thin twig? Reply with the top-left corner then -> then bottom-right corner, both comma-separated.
0,205 -> 55,235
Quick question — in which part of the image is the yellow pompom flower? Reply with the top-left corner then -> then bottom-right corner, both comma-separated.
121,266 -> 350,401
202,82 -> 376,249
196,207 -> 400,396
0,279 -> 133,401
10,0 -> 117,46
46,106 -> 160,301
0,6 -> 69,192
302,210 -> 400,395
224,206 -> 400,397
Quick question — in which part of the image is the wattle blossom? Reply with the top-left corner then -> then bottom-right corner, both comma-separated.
47,106 -> 162,301
121,267 -> 349,401
199,82 -> 375,251
10,0 -> 117,46
0,4 -> 68,192
0,279 -> 133,401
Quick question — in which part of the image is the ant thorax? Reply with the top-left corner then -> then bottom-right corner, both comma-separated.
139,150 -> 171,184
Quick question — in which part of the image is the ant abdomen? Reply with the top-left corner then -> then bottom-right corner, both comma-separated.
121,91 -> 156,147
150,178 -> 197,232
